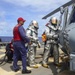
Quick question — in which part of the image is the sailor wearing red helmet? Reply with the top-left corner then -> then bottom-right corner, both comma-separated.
13,17 -> 31,74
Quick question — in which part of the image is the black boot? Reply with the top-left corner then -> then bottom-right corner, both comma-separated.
14,68 -> 20,72
14,67 -> 21,72
22,69 -> 31,74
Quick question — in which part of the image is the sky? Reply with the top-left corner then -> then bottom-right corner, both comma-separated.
0,0 -> 70,37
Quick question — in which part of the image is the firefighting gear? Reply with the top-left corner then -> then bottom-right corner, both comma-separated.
54,63 -> 61,67
30,20 -> 39,29
42,21 -> 60,65
29,64 -> 38,68
42,43 -> 59,65
42,33 -> 47,42
45,23 -> 59,44
42,64 -> 49,68
50,17 -> 58,25
26,20 -> 40,67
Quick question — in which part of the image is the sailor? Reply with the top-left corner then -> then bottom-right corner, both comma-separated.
26,20 -> 41,68
42,17 -> 60,68
13,17 -> 31,74
42,31 -> 53,57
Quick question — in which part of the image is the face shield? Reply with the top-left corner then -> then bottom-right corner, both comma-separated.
31,20 -> 39,29
50,17 -> 57,25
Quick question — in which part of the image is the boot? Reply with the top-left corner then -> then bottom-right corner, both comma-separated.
14,67 -> 21,72
42,64 -> 48,68
22,69 -> 31,74
54,63 -> 61,67
30,64 -> 38,68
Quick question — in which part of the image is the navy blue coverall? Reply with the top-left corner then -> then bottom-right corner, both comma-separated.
13,25 -> 30,70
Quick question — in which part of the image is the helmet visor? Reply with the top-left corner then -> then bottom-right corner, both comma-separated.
33,23 -> 39,29
51,18 -> 57,25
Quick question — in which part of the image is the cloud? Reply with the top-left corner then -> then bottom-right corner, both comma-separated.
0,10 -> 6,21
0,11 -> 5,17
0,0 -> 71,36
2,0 -> 70,12
0,21 -> 13,36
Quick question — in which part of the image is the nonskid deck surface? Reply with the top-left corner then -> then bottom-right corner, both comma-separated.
0,48 -> 75,75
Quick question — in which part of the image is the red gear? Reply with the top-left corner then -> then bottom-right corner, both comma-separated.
17,17 -> 26,22
13,24 -> 22,41
10,42 -> 13,49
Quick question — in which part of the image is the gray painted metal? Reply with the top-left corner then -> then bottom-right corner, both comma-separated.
42,0 -> 75,19
62,7 -> 68,30
70,54 -> 75,71
42,0 -> 75,71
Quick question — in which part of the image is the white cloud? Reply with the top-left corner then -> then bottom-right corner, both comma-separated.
2,0 -> 70,12
0,0 -> 71,36
0,21 -> 13,36
0,10 -> 6,21
0,11 -> 5,17
0,21 -> 7,26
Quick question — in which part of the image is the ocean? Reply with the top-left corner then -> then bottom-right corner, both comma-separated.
0,36 -> 42,42
0,36 -> 13,42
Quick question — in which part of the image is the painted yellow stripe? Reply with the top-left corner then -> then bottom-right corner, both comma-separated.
0,49 -> 5,52
0,54 -> 5,58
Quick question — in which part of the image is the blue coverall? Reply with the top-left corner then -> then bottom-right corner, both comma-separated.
13,26 -> 30,70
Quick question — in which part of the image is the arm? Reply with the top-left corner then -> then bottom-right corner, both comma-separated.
45,27 -> 53,39
26,30 -> 33,39
37,41 -> 41,48
18,26 -> 30,43
26,30 -> 38,42
49,25 -> 58,31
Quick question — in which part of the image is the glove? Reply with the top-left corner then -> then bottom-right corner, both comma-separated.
34,38 -> 38,41
42,34 -> 47,42
38,41 -> 41,48
53,35 -> 58,38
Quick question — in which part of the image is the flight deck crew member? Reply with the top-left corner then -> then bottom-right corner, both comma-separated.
26,20 -> 40,68
42,17 -> 60,68
13,17 -> 31,74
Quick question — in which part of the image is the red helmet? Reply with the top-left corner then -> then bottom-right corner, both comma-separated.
17,17 -> 26,22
